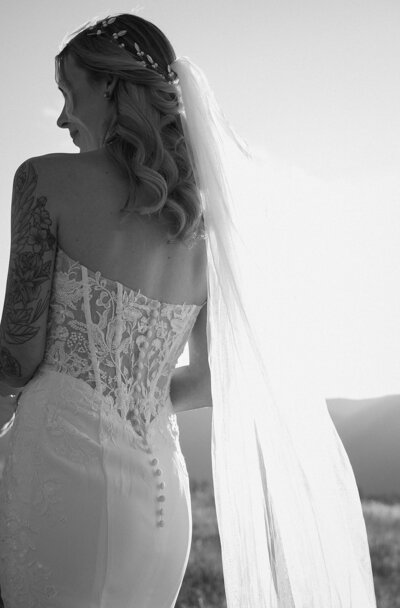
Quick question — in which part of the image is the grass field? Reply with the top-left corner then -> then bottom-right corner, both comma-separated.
176,480 -> 400,608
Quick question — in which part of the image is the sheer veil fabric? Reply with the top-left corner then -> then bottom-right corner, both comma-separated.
173,57 -> 377,607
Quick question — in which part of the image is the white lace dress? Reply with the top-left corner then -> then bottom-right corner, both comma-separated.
0,246 -> 204,608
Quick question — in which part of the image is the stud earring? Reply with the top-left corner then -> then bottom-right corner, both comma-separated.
104,91 -> 111,99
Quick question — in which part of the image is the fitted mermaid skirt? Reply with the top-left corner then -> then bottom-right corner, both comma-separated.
0,370 -> 192,608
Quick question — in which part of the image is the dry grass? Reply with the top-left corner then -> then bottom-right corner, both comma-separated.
363,498 -> 400,608
176,480 -> 400,608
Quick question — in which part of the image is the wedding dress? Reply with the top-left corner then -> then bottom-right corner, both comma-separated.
0,244 -> 204,608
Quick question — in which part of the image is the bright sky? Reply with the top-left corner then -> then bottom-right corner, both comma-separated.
1,0 -> 400,399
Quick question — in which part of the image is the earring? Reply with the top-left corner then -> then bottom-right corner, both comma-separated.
104,91 -> 111,99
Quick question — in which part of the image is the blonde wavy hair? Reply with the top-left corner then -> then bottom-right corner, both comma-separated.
55,13 -> 205,247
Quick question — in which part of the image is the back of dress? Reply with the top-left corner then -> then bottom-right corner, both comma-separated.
42,245 -> 202,441
0,244 -> 204,608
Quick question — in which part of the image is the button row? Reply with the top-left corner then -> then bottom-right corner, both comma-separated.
145,444 -> 166,529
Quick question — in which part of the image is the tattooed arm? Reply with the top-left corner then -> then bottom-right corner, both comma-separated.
0,158 -> 57,395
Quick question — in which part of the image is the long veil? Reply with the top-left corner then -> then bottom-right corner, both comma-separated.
173,56 -> 378,607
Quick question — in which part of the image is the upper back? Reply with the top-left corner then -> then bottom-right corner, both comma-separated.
38,150 -> 207,307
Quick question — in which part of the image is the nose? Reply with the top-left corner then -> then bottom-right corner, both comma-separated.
57,104 -> 69,129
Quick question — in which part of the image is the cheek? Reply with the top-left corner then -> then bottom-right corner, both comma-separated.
64,90 -> 82,117
69,96 -> 93,122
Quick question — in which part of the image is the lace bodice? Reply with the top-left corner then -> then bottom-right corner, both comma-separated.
41,246 -> 203,436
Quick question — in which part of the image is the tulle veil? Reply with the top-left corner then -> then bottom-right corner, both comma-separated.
173,56 -> 378,608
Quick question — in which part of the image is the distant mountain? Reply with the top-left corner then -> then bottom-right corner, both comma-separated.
327,395 -> 400,497
178,395 -> 400,500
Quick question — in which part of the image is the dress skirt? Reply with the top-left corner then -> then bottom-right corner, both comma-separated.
0,370 -> 192,608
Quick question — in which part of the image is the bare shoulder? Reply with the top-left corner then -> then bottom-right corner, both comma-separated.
21,150 -> 115,211
20,152 -> 79,191
13,153 -> 70,178
26,150 -> 110,180
26,151 -> 79,169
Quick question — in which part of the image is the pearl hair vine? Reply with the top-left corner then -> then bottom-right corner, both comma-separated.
87,17 -> 178,84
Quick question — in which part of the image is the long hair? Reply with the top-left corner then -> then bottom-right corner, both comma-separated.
55,13 -> 205,247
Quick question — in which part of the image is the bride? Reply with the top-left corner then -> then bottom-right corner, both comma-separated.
0,13 -> 208,608
0,11 -> 377,608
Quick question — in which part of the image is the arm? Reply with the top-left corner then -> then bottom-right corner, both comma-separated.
169,301 -> 212,413
0,158 -> 57,398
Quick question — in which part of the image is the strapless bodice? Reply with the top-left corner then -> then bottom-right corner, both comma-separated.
41,246 -> 203,439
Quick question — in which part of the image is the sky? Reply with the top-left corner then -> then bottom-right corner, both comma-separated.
1,0 -> 400,402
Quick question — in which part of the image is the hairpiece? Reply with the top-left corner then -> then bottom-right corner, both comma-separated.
86,17 -> 178,84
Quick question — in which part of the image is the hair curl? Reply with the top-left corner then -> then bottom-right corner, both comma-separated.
55,13 -> 205,247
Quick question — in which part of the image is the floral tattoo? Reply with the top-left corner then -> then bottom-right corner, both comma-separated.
0,160 -> 56,379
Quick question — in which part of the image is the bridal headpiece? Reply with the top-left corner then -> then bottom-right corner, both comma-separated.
86,17 -> 178,84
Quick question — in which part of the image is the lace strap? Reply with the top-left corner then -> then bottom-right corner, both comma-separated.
81,265 -> 102,394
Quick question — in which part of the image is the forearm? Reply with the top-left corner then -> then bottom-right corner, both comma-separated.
169,365 -> 212,413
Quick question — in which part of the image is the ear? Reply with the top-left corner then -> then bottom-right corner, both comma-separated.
105,73 -> 119,96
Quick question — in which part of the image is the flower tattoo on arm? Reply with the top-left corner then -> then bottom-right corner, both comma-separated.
0,160 -> 56,381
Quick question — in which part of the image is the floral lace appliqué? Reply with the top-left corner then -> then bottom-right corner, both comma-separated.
41,247 -> 201,444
